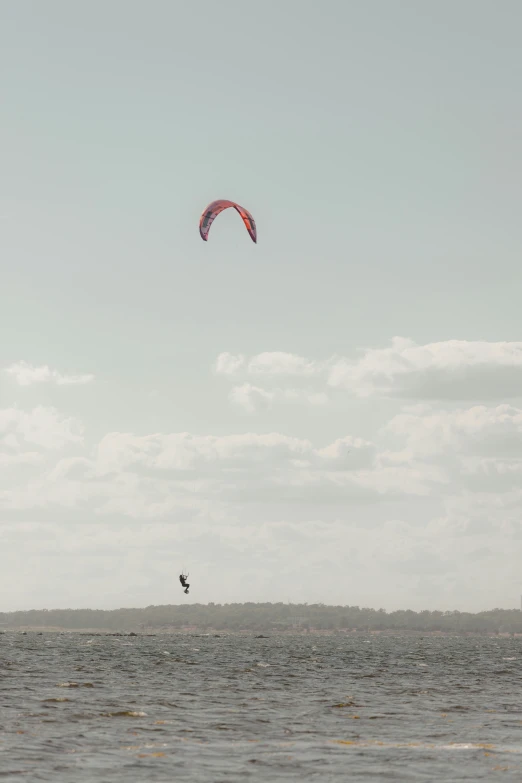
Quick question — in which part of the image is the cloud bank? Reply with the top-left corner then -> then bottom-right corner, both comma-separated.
5,361 -> 94,387
3,339 -> 522,611
216,338 -> 522,406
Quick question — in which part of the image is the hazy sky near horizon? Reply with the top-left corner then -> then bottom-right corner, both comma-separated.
2,0 -> 522,612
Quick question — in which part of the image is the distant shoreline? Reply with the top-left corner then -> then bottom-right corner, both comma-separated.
2,602 -> 522,636
0,626 -> 522,639
2,627 -> 522,637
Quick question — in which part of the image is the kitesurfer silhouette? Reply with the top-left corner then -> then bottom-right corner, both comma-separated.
179,573 -> 190,595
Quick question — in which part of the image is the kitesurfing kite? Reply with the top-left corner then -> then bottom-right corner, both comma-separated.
199,199 -> 257,243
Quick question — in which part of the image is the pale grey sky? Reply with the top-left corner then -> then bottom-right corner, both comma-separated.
2,0 -> 522,612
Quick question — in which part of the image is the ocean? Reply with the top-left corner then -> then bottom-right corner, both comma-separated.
1,630 -> 521,781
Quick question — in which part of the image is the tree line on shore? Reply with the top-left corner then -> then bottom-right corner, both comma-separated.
1,603 -> 522,634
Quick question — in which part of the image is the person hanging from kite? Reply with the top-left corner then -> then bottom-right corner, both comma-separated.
179,572 -> 190,595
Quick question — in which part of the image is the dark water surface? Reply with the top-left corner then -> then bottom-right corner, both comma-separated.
1,632 -> 522,781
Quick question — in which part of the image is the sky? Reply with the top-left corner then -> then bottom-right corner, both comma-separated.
2,0 -> 522,612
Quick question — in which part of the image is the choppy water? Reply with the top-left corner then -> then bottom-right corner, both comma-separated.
1,631 -> 522,781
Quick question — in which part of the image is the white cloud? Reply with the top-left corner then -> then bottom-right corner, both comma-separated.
377,403 -> 522,508
214,352 -> 245,375
3,393 -> 522,545
247,352 -> 320,376
215,351 -> 324,377
0,406 -> 84,450
6,399 -> 522,520
216,338 -> 522,401
5,361 -> 94,386
0,419 -> 449,517
0,451 -> 42,467
94,430 -> 315,475
229,383 -> 273,413
317,435 -> 375,468
328,337 -> 522,399
385,403 -> 522,459
428,488 -> 522,539
230,383 -> 328,413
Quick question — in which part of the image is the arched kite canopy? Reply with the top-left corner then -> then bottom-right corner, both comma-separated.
199,199 -> 257,243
